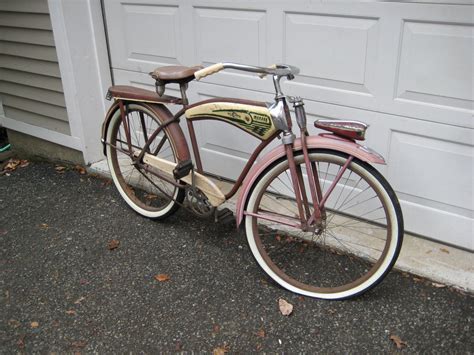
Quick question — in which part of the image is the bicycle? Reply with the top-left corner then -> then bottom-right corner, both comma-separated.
101,63 -> 404,300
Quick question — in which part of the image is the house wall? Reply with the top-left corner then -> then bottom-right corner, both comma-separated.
0,0 -> 83,162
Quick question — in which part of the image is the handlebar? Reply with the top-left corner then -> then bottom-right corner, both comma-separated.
194,62 -> 300,81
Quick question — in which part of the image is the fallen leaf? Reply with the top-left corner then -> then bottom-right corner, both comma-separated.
256,343 -> 263,351
432,282 -> 447,288
327,308 -> 336,315
75,165 -> 87,175
298,296 -> 305,302
275,235 -> 282,242
390,335 -> 407,349
39,223 -> 49,230
4,159 -> 20,171
55,166 -> 67,173
278,298 -> 293,316
256,328 -> 265,338
413,277 -> 423,283
213,344 -> 230,355
17,335 -> 25,349
440,248 -> 450,254
107,239 -> 120,250
154,274 -> 170,282
19,160 -> 29,168
71,340 -> 87,349
74,296 -> 86,304
212,324 -> 220,334
65,310 -> 77,316
144,193 -> 159,200
30,321 -> 39,328
8,319 -> 20,328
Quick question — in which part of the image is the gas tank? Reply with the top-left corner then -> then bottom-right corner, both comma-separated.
185,102 -> 277,140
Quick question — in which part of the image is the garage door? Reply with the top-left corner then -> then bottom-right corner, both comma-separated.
102,0 -> 473,250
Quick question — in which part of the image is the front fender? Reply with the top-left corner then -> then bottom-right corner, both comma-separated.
235,134 -> 385,227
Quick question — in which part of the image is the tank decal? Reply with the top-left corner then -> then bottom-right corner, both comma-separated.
185,102 -> 277,140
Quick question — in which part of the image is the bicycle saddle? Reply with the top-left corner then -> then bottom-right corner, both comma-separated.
149,65 -> 203,84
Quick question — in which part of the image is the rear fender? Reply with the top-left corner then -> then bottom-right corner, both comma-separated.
101,101 -> 190,162
235,134 -> 385,227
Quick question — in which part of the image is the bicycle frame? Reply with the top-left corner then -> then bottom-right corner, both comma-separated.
101,63 -> 402,300
104,63 -> 386,229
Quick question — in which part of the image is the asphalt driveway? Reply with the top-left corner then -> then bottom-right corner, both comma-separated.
1,161 -> 472,352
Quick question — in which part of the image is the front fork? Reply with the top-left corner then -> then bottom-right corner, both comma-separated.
282,98 -> 322,231
283,97 -> 351,232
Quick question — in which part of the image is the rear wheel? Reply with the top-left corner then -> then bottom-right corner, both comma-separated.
244,149 -> 403,300
106,104 -> 184,219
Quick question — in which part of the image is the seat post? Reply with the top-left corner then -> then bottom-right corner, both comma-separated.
179,83 -> 189,106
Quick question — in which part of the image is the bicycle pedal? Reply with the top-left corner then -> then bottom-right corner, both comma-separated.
214,207 -> 234,224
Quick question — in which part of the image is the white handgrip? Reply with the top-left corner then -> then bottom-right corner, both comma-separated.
194,63 -> 224,80
258,64 -> 277,79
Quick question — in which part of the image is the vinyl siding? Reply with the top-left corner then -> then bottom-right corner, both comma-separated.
0,0 -> 70,135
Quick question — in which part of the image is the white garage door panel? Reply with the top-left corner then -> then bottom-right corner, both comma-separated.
392,20 -> 473,128
284,13 -> 378,95
195,7 -> 267,66
397,21 -> 472,104
103,0 -> 474,249
106,1 -> 183,70
389,131 -> 473,212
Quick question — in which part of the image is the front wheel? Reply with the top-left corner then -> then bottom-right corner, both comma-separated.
244,149 -> 403,300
